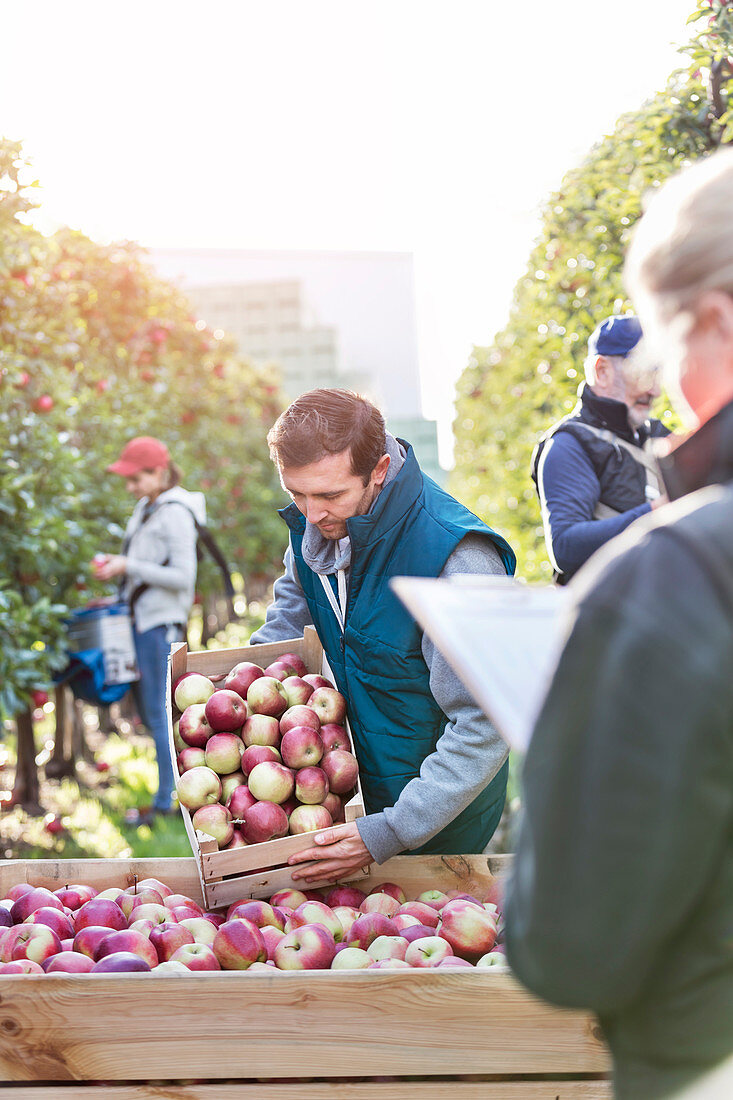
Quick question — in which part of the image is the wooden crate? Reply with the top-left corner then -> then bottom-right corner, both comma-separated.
166,627 -> 367,908
0,854 -> 611,1098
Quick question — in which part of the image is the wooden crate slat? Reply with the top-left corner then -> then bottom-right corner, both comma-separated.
0,1081 -> 613,1099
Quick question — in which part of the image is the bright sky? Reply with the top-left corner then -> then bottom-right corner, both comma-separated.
3,0 -> 696,464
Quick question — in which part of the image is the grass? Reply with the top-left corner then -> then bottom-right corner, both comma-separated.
0,710 -> 193,862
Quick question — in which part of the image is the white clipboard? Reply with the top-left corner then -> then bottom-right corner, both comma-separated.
391,576 -> 571,753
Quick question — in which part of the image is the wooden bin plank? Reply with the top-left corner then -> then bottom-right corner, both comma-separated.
0,971 -> 609,1081
0,1082 -> 612,1099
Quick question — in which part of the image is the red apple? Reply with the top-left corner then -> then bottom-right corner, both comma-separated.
0,959 -> 45,974
53,884 -> 97,910
178,704 -> 214,749
294,765 -> 329,805
6,884 -> 34,903
320,724 -> 350,753
44,952 -> 95,974
136,877 -> 174,900
241,744 -> 281,776
269,889 -> 309,909
205,689 -> 247,733
360,893 -> 400,918
192,804 -> 234,847
396,902 -> 441,929
224,829 -> 248,849
279,705 -> 321,735
369,958 -> 411,970
393,914 -> 421,932
259,924 -> 286,959
170,942 -> 221,970
280,676 -> 314,707
439,900 -> 497,960
274,924 -> 337,970
438,956 -> 475,968
119,888 -> 165,920
96,929 -> 158,968
303,673 -> 333,690
308,687 -> 347,725
25,906 -> 75,940
248,761 -> 295,804
10,886 -> 64,923
241,801 -> 289,844
227,784 -> 257,818
129,904 -> 169,926
264,660 -> 295,682
404,936 -> 454,968
213,918 -> 267,970
91,952 -> 152,973
224,661 -> 265,699
288,804 -> 333,835
287,901 -> 344,942
326,885 -> 366,909
275,652 -> 308,678
242,714 -> 281,748
204,733 -> 244,776
73,925 -> 114,959
369,882 -> 406,905
321,791 -> 344,822
74,898 -> 127,933
177,746 -> 207,772
163,894 -> 203,915
221,771 -> 246,802
175,673 -> 215,710
227,900 -> 284,931
176,766 -> 222,811
346,914 -> 399,951
247,676 -> 288,718
281,727 -> 324,770
128,919 -> 155,938
10,924 -> 62,964
320,749 -> 359,794
149,922 -> 195,963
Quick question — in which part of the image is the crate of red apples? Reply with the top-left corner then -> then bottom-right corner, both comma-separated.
167,626 -> 367,908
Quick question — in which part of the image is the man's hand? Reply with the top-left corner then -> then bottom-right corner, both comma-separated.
93,554 -> 128,580
287,821 -> 374,883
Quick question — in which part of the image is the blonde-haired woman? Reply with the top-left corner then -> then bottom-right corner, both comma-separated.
506,151 -> 733,1100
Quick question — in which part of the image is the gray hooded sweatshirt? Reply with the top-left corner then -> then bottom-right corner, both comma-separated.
121,486 -> 205,635
250,435 -> 509,863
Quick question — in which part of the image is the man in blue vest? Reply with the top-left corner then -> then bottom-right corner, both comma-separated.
250,388 -> 516,882
532,315 -> 669,583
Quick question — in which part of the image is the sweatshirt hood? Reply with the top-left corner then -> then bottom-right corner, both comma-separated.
300,433 -> 405,576
154,486 -> 207,526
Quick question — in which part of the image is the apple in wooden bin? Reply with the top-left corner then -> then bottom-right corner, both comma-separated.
287,901 -> 344,942
274,923 -> 337,970
220,771 -> 246,802
281,727 -> 324,769
308,687 -> 347,725
325,885 -> 366,909
178,746 -> 207,773
44,951 -> 95,973
74,898 -> 128,933
92,952 -> 152,973
227,784 -> 257,818
331,947 -> 372,970
227,900 -> 284,931
192,804 -> 234,848
369,881 -> 407,905
438,899 -> 497,960
149,922 -> 195,963
242,714 -> 280,748
303,673 -> 333,690
288,804 -> 332,835
10,886 -> 64,923
224,661 -> 265,699
174,673 -> 215,711
176,766 -> 222,811
247,676 -> 288,718
294,765 -> 328,805
320,724 -> 350,753
367,935 -> 409,962
241,744 -> 281,776
205,689 -> 248,733
241,801 -> 289,844
53,884 -> 97,910
247,761 -> 295,804
280,705 -> 321,735
9,924 -> 62,964
213,918 -> 267,970
321,749 -> 359,794
73,925 -> 114,959
396,901 -> 441,929
170,942 -> 221,970
24,906 -> 75,940
321,791 -> 344,822
275,652 -> 308,678
204,734 -> 244,776
360,893 -> 400,918
178,704 -> 213,749
96,929 -> 158,969
404,936 -> 454,968
281,676 -> 314,707
178,918 -> 217,947
346,913 -> 399,950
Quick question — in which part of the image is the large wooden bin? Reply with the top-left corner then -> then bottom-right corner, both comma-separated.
167,627 -> 367,908
0,854 -> 611,1098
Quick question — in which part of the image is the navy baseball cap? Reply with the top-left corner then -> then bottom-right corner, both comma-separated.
588,315 -> 642,358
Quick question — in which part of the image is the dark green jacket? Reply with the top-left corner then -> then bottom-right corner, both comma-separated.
283,443 -> 515,854
506,401 -> 733,1100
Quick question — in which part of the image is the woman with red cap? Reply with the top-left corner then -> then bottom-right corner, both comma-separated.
94,436 -> 205,826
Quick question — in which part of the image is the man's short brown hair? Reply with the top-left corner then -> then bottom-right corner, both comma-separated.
267,389 -> 387,483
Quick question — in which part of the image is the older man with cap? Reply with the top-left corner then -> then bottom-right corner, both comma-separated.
531,314 -> 669,583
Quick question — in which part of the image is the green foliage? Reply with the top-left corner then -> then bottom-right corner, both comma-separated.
451,62 -> 720,577
0,139 -> 287,718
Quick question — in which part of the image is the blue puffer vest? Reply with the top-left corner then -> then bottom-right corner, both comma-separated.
281,443 -> 516,855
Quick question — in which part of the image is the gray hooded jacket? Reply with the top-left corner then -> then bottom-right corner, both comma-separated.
251,435 -> 509,863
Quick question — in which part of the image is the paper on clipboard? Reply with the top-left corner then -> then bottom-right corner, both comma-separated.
392,576 -> 571,753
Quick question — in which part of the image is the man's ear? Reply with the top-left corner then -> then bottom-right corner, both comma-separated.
593,356 -> 612,389
371,453 -> 391,487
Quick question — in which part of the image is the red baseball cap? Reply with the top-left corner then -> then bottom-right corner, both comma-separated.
107,437 -> 170,476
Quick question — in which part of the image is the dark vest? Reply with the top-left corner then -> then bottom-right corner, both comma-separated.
531,384 -> 669,515
281,443 -> 516,855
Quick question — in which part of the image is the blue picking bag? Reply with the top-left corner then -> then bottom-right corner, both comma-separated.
57,604 -> 139,705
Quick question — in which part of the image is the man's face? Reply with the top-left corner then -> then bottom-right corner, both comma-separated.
596,355 -> 661,429
280,450 -> 391,540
